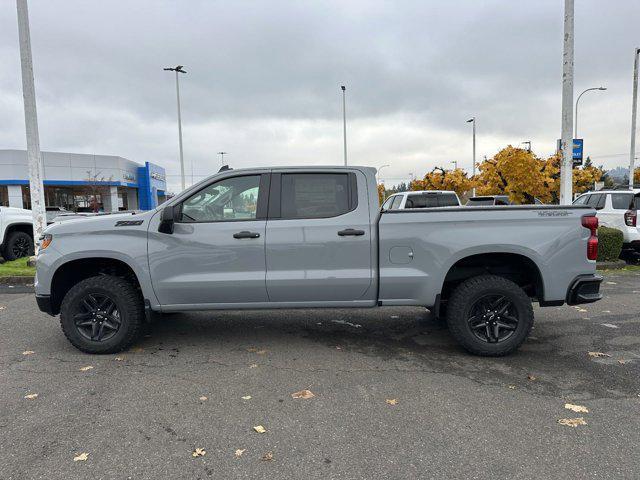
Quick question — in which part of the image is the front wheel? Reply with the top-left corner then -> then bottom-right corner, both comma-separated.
59,275 -> 144,354
446,275 -> 534,356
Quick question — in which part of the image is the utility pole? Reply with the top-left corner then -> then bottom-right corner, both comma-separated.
559,0 -> 575,205
630,48 -> 640,189
341,85 -> 347,165
16,0 -> 46,251
217,151 -> 228,167
164,66 -> 187,191
467,117 -> 476,196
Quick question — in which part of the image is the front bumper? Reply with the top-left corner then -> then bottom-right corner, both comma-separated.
566,274 -> 603,305
36,294 -> 55,316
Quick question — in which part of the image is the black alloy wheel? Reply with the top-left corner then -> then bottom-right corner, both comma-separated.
73,293 -> 122,342
467,294 -> 519,343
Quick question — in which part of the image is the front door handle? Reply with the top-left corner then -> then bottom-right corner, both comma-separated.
338,228 -> 365,237
233,231 -> 261,239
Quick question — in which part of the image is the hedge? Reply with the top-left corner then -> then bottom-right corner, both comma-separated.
597,226 -> 623,262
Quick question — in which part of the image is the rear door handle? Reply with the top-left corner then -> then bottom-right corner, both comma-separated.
233,231 -> 261,239
338,228 -> 365,237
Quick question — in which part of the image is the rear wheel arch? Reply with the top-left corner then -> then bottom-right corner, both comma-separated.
440,252 -> 545,304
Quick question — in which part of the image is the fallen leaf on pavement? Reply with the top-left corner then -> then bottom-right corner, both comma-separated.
527,374 -> 537,381
558,417 -> 587,427
618,359 -> 627,365
508,385 -> 516,390
24,393 -> 38,399
114,356 -> 124,361
565,403 -> 589,413
606,281 -> 617,285
235,449 -> 246,458
22,350 -> 35,355
199,396 -> 208,401
253,425 -> 266,434
587,352 -> 611,358
192,448 -> 206,457
0,305 -> 5,311
261,452 -> 273,462
242,395 -> 252,400
79,366 -> 94,372
385,398 -> 398,405
291,389 -> 315,399
73,452 -> 89,462
577,308 -> 587,313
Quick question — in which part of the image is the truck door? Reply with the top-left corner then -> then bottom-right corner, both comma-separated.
265,170 -> 374,303
148,173 -> 270,306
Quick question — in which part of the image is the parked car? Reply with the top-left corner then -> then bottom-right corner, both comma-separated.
0,206 -> 34,260
35,166 -> 601,357
573,189 -> 640,252
381,190 -> 461,210
466,196 -> 543,206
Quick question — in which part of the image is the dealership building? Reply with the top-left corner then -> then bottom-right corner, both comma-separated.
0,149 -> 167,212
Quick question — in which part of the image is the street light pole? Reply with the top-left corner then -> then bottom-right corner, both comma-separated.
16,0 -> 46,250
217,151 -> 228,167
451,161 -> 458,170
341,85 -> 347,166
630,48 -> 640,189
575,86 -> 607,138
559,0 -> 575,205
522,141 -> 532,152
466,117 -> 476,196
164,65 -> 187,191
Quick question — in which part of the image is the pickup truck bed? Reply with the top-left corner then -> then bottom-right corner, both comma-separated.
34,166 -> 602,356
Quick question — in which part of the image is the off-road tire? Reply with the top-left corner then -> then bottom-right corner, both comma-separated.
2,231 -> 34,261
446,274 -> 534,356
60,275 -> 144,354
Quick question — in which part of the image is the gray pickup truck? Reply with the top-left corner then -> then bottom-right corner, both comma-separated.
34,166 -> 602,356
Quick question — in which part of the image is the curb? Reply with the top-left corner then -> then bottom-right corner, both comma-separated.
596,260 -> 628,270
0,276 -> 35,286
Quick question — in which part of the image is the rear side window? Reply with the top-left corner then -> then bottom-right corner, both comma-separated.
390,195 -> 403,210
439,193 -> 459,207
611,193 -> 634,210
381,196 -> 395,210
280,173 -> 355,219
495,196 -> 510,205
406,194 -> 438,208
467,198 -> 494,206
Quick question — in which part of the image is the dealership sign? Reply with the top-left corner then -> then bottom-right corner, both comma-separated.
556,138 -> 584,166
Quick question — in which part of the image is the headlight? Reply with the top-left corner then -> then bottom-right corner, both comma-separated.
39,234 -> 52,251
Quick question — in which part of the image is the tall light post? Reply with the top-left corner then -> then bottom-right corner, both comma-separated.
217,151 -> 228,167
341,85 -> 347,166
466,117 -> 476,195
522,141 -> 532,152
559,0 -> 575,205
164,65 -> 187,191
575,86 -> 606,138
630,48 -> 640,189
16,0 -> 46,250
451,160 -> 458,170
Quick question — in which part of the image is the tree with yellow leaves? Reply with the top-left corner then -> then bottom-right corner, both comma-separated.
377,183 -> 386,205
411,167 -> 474,197
635,167 -> 640,185
541,153 -> 604,203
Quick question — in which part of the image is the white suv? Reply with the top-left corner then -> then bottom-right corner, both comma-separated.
573,189 -> 640,251
382,190 -> 461,210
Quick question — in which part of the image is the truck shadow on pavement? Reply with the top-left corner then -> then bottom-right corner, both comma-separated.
139,305 -> 640,402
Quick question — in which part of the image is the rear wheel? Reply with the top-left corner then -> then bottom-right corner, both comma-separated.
60,275 -> 144,354
2,231 -> 34,261
446,274 -> 533,356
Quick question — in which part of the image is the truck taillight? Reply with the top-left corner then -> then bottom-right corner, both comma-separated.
624,210 -> 637,227
582,215 -> 598,261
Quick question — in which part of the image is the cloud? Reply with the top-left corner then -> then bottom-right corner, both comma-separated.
1,0 -> 638,192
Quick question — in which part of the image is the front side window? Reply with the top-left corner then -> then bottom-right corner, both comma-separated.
180,175 -> 261,222
390,195 -> 403,210
280,173 -> 353,219
381,196 -> 395,210
586,193 -> 605,210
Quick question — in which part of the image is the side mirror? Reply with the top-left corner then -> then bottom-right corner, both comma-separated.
158,205 -> 179,234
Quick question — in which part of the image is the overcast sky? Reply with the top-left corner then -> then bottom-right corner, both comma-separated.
1,0 -> 638,192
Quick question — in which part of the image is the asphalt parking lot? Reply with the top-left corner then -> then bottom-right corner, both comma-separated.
1,270 -> 639,480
